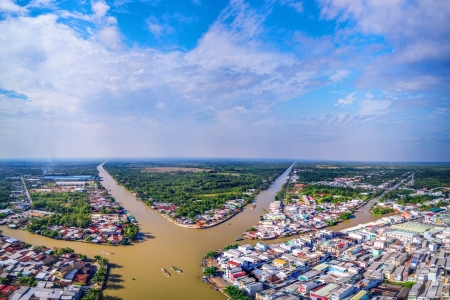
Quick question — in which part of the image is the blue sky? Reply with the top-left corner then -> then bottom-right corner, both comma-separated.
0,0 -> 449,161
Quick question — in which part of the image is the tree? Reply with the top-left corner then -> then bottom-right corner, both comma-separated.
84,288 -> 102,300
223,286 -> 252,300
339,212 -> 352,220
124,223 -> 140,240
93,255 -> 102,263
203,267 -> 217,277
91,276 -> 103,284
18,276 -> 37,287
99,257 -> 109,266
206,251 -> 217,259
54,247 -> 74,256
224,244 -> 239,250
0,278 -> 8,284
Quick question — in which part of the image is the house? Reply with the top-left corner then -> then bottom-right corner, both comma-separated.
349,290 -> 369,300
54,264 -> 73,279
273,259 -> 289,269
310,283 -> 339,300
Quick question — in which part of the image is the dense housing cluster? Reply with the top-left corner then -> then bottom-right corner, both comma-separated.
0,174 -> 139,245
0,236 -> 106,300
208,214 -> 450,300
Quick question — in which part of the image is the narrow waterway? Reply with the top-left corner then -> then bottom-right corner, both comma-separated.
327,198 -> 384,232
0,164 -> 406,299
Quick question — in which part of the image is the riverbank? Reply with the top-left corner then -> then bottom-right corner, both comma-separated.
159,210 -> 240,229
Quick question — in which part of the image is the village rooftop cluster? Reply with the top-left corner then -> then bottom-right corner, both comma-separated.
1,175 -> 138,246
0,235 -> 103,300
242,172 -> 381,240
209,213 -> 450,300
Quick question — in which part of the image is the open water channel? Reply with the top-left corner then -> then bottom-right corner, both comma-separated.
0,163 -> 385,299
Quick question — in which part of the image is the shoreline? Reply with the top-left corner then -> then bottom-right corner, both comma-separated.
159,210 -> 240,229
101,163 -> 294,230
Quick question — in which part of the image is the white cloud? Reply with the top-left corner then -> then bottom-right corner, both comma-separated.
318,0 -> 450,93
146,16 -> 173,37
359,99 -> 391,115
280,0 -> 303,13
0,0 -> 447,160
329,69 -> 349,82
92,0 -> 110,19
96,25 -> 122,49
0,0 -> 26,13
335,92 -> 356,106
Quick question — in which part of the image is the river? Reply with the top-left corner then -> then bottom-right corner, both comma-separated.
0,164 -> 403,299
1,164 -> 294,299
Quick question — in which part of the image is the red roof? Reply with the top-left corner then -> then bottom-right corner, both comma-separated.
0,286 -> 18,294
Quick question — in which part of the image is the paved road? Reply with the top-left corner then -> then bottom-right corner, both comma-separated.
360,169 -> 419,212
21,176 -> 32,203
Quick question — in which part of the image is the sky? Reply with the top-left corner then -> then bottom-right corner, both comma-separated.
0,0 -> 449,162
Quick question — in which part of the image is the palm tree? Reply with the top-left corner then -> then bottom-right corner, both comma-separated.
91,276 -> 103,285
84,288 -> 102,300
206,251 -> 217,259
203,267 -> 217,277
93,255 -> 102,263
99,257 -> 109,266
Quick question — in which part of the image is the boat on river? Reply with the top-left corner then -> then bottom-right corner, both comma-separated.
235,237 -> 243,241
251,205 -> 256,209
171,266 -> 182,273
161,268 -> 170,277
102,251 -> 114,255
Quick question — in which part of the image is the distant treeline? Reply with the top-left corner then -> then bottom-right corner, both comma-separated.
295,163 -> 417,185
413,167 -> 450,189
104,161 -> 291,218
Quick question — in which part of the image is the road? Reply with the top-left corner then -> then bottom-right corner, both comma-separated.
360,169 -> 419,212
21,176 -> 32,203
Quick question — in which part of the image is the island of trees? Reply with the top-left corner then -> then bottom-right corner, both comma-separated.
104,160 -> 291,218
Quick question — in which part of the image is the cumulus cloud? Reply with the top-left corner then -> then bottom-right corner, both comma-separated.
318,0 -> 450,93
0,0 -> 26,13
96,26 -> 122,49
0,0 -> 324,134
92,0 -> 110,19
0,0 -> 448,160
335,92 -> 356,106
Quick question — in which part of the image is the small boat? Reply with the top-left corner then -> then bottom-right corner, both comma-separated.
102,251 -> 114,255
171,266 -> 182,273
235,237 -> 243,241
132,278 -> 135,280
161,268 -> 170,277
202,276 -> 211,284
251,205 -> 256,209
